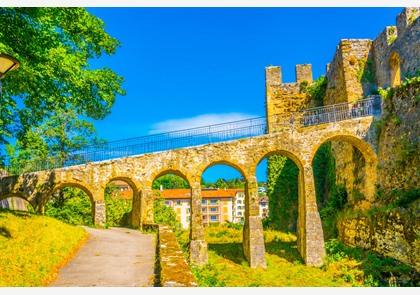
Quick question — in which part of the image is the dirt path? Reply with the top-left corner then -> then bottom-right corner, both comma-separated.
52,227 -> 155,287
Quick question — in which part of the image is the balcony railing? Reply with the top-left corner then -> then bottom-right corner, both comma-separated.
4,96 -> 381,174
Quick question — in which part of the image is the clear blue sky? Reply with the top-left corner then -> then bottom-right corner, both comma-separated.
88,7 -> 401,182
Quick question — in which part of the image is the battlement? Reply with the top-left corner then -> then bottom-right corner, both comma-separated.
265,8 -> 419,131
265,64 -> 314,132
265,64 -> 313,86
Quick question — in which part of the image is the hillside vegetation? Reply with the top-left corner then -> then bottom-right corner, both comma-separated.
177,224 -> 417,287
0,209 -> 87,286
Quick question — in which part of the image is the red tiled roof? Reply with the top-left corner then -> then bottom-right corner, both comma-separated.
155,188 -> 244,200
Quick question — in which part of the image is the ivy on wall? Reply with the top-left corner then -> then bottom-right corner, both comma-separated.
265,155 -> 299,232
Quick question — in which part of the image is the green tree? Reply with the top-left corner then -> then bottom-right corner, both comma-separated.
152,174 -> 190,189
6,108 -> 104,173
0,8 -> 124,165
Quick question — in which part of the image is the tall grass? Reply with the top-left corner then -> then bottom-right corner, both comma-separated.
0,209 -> 87,286
179,224 -> 418,287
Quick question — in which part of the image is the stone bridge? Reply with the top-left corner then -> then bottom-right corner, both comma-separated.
0,100 -> 378,269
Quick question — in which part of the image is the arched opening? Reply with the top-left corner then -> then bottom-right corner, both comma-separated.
199,162 -> 247,263
255,151 -> 302,263
389,52 -> 401,87
0,194 -> 34,213
152,171 -> 190,230
312,136 -> 376,240
104,178 -> 135,227
45,183 -> 94,226
201,162 -> 245,226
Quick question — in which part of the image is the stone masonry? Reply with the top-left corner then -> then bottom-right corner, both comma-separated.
0,115 -> 377,268
4,8 -> 415,270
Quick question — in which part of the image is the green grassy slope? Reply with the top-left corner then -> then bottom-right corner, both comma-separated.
0,209 -> 87,286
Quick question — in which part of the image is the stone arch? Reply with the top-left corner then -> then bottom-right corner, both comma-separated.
51,182 -> 95,204
104,176 -> 140,228
253,148 -> 313,264
149,168 -> 192,187
252,149 -> 305,175
200,159 -> 267,267
309,132 -> 377,206
389,51 -> 401,87
310,133 -> 377,166
199,160 -> 248,181
0,192 -> 29,202
0,193 -> 35,212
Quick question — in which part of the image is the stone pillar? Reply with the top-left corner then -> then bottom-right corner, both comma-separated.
297,163 -> 325,266
142,187 -> 155,224
243,176 -> 266,268
130,189 -> 142,229
93,199 -> 106,227
189,182 -> 208,266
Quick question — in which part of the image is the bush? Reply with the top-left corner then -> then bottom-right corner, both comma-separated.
325,239 -> 417,286
45,188 -> 93,226
104,193 -> 132,227
153,198 -> 182,232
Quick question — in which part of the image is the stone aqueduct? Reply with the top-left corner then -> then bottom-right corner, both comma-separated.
0,113 -> 377,268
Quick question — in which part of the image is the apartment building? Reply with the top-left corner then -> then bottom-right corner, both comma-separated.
232,190 -> 245,223
232,190 -> 269,223
259,196 -> 269,219
107,182 -> 269,228
158,188 -> 236,229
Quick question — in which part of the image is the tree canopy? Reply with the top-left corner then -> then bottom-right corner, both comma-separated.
0,8 -> 125,167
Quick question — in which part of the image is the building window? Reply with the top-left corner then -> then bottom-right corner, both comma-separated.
238,212 -> 242,216
210,199 -> 218,205
210,215 -> 218,222
202,200 -> 206,205
165,201 -> 171,206
187,208 -> 190,213
176,200 -> 181,206
202,207 -> 206,212
210,207 -> 217,212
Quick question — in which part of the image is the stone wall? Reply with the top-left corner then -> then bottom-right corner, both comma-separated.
325,39 -> 373,105
376,79 -> 420,192
323,8 -> 419,207
373,8 -> 420,88
337,200 -> 420,272
265,65 -> 312,132
323,8 -> 419,270
155,224 -> 197,287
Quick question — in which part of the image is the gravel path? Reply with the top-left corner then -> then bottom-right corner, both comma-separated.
52,227 -> 155,287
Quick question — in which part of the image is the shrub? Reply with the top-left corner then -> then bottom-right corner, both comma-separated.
45,188 -> 93,226
104,194 -> 132,227
153,198 -> 182,232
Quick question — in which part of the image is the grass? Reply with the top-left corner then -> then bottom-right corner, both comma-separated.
177,224 -> 419,287
0,209 -> 88,286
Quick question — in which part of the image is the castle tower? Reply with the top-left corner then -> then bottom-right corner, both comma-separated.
265,64 -> 313,133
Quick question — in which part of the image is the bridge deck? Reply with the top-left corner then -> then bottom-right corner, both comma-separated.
6,96 -> 381,174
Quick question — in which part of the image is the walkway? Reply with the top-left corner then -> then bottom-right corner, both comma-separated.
52,227 -> 155,287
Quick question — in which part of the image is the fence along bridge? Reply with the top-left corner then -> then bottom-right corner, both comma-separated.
0,96 -> 381,269
12,96 -> 381,173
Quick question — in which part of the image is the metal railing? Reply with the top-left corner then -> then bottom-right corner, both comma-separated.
300,96 -> 381,127
4,96 -> 381,174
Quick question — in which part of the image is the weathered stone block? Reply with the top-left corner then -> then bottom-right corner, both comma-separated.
189,239 -> 208,266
